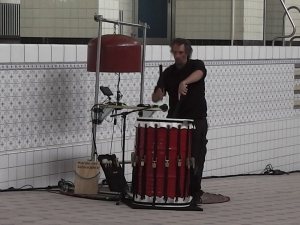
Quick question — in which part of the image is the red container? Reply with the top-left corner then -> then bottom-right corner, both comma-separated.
87,34 -> 142,73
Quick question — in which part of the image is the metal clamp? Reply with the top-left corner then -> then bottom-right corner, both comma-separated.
177,158 -> 182,167
152,160 -> 157,168
141,157 -> 145,167
165,159 -> 169,168
131,152 -> 136,167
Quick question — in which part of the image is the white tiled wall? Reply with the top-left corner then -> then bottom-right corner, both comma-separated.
1,44 -> 300,189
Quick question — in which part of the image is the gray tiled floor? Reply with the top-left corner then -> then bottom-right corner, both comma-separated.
1,173 -> 300,225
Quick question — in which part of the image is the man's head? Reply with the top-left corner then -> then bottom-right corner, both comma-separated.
170,38 -> 193,68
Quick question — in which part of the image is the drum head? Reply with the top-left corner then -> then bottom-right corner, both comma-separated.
136,117 -> 194,129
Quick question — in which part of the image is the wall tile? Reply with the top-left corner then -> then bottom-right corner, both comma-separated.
214,46 -> 222,60
51,44 -> 64,62
205,46 -> 214,60
145,45 -> 152,61
152,46 -> 162,61
259,46 -> 266,59
0,155 -> 9,169
197,46 -> 206,60
161,45 -> 171,60
237,46 -> 245,59
279,47 -> 286,59
0,44 -> 11,63
229,46 -> 238,60
0,168 -> 8,183
222,46 -> 230,60
266,46 -> 273,58
76,45 -> 87,62
245,46 -> 252,59
252,46 -> 260,59
285,47 -> 292,59
11,44 -> 25,62
272,46 -> 280,59
25,44 -> 39,62
38,45 -> 52,62
64,45 -> 77,62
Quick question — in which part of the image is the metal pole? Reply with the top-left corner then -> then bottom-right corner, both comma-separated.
263,0 -> 267,46
94,15 -> 149,29
140,23 -> 147,104
91,15 -> 103,161
231,0 -> 235,46
119,10 -> 124,34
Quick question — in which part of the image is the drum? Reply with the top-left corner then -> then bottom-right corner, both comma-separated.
131,118 -> 194,207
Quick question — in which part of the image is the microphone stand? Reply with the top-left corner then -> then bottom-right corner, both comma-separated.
110,106 -> 151,204
110,106 -> 151,175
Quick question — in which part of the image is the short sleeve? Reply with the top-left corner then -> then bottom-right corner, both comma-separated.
193,60 -> 207,78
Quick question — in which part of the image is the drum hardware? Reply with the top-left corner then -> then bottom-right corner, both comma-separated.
140,158 -> 145,167
186,158 -> 191,169
131,152 -> 137,167
165,159 -> 170,168
177,158 -> 182,167
152,159 -> 157,168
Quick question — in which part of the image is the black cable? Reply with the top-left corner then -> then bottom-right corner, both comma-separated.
0,185 -> 59,192
110,118 -> 116,154
116,73 -> 122,104
202,165 -> 299,179
92,127 -> 98,158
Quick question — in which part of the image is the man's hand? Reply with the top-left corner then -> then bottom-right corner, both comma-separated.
178,81 -> 188,100
152,87 -> 165,102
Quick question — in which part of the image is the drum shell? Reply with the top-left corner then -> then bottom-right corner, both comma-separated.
132,119 -> 193,202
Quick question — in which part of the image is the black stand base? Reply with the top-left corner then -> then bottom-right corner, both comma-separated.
122,198 -> 203,211
59,190 -> 122,203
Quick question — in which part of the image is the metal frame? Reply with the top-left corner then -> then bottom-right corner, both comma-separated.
231,0 -> 235,46
290,36 -> 300,46
281,6 -> 300,46
263,0 -> 267,46
272,0 -> 296,46
91,15 -> 149,160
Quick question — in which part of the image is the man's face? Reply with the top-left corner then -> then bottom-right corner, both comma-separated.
171,44 -> 188,67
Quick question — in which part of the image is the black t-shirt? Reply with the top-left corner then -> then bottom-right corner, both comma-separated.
156,59 -> 207,119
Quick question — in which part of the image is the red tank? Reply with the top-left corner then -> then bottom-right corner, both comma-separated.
87,34 -> 142,73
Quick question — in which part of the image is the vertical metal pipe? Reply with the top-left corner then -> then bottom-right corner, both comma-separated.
0,4 -> 2,36
140,23 -> 147,104
231,0 -> 235,46
91,16 -> 103,160
119,10 -> 124,34
263,0 -> 267,46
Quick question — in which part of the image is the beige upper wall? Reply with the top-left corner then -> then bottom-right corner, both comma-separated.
175,0 -> 264,41
17,0 -> 300,42
20,0 -> 120,38
175,0 -> 232,40
0,0 -> 20,3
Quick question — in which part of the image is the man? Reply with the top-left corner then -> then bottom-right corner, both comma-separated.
152,38 -> 229,204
